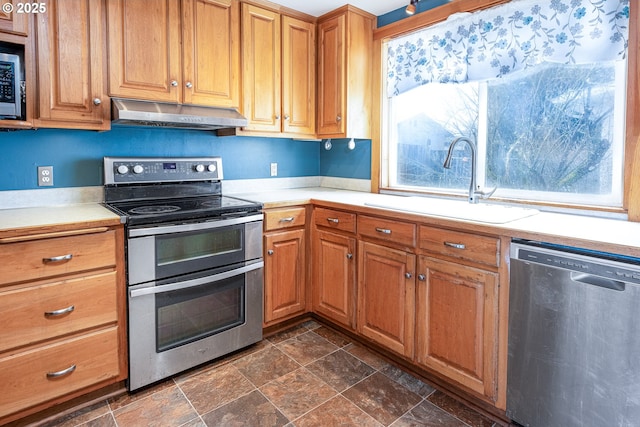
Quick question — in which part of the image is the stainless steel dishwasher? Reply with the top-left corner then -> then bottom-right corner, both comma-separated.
507,240 -> 640,427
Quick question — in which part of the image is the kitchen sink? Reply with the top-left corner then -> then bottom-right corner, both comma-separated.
365,197 -> 539,224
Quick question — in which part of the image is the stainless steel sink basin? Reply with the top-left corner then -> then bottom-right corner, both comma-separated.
365,197 -> 539,224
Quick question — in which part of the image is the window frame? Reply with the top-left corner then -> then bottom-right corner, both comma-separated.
372,0 -> 640,220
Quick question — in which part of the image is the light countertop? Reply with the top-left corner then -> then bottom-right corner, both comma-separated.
233,187 -> 640,257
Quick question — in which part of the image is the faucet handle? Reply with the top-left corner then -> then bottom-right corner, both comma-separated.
475,186 -> 497,200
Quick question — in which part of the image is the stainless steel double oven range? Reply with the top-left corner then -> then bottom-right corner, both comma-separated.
103,157 -> 263,391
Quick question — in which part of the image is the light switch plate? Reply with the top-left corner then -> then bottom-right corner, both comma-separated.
270,163 -> 277,177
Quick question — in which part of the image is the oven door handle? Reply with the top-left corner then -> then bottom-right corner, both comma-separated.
128,213 -> 264,237
129,261 -> 264,298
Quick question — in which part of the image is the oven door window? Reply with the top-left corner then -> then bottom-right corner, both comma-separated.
156,224 -> 245,278
155,274 -> 245,352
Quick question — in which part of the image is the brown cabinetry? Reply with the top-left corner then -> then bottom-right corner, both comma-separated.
317,6 -> 374,138
415,226 -> 501,402
0,0 -> 29,36
107,0 -> 240,107
312,208 -> 357,329
241,3 -> 315,136
263,207 -> 307,325
0,226 -> 126,424
35,0 -> 109,130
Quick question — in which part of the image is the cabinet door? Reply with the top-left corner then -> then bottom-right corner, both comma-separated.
282,16 -> 315,135
35,0 -> 109,130
317,14 -> 345,136
264,229 -> 306,323
357,241 -> 415,357
182,0 -> 240,108
416,256 -> 499,400
241,4 -> 280,132
0,1 -> 29,36
312,230 -> 355,329
106,0 -> 181,102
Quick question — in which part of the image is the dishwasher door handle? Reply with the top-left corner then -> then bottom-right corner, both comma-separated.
570,272 -> 626,292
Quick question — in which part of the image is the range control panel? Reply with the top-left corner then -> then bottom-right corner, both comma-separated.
104,157 -> 223,184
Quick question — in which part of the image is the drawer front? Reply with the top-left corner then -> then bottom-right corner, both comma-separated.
0,272 -> 118,351
0,327 -> 120,419
419,226 -> 499,267
314,207 -> 356,233
358,215 -> 416,247
0,230 -> 116,286
265,207 -> 306,231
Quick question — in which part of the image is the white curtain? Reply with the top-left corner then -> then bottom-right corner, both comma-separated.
386,0 -> 630,96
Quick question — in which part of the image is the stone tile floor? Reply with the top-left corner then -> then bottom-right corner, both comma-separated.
34,321 -> 500,427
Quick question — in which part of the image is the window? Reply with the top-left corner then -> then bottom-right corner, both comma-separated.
381,0 -> 630,210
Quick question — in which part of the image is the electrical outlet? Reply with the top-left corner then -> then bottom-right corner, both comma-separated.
270,162 -> 278,177
38,166 -> 54,186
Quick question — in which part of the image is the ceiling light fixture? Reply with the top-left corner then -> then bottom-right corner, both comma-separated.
405,0 -> 419,15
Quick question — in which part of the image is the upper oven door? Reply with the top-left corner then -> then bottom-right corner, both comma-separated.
127,214 -> 263,286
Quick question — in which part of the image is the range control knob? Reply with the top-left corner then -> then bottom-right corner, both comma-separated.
194,164 -> 205,173
207,164 -> 217,173
133,165 -> 144,174
117,165 -> 129,174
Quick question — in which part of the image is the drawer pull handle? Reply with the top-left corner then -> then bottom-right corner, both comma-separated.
43,254 -> 73,263
45,305 -> 75,317
444,242 -> 466,250
279,217 -> 295,223
375,227 -> 392,234
326,218 -> 340,224
46,364 -> 76,379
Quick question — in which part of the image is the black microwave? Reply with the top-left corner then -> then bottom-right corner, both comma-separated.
0,52 -> 22,119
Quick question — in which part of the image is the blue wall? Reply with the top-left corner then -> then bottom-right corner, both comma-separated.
0,126 -> 372,191
377,0 -> 451,27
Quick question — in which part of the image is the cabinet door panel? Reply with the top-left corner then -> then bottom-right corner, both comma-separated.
36,0 -> 108,129
264,229 -> 305,323
0,1 -> 29,35
241,4 -> 280,132
182,0 -> 240,107
107,0 -> 180,102
417,256 -> 498,400
357,241 -> 415,357
312,230 -> 355,328
282,16 -> 315,135
317,15 -> 345,136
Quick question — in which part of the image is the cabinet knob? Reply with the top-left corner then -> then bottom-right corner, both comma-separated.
284,115 -> 290,121
336,115 -> 342,122
92,98 -> 101,106
275,115 -> 281,120
185,82 -> 193,88
405,272 -> 412,279
171,80 -> 178,87
346,253 -> 353,260
267,249 -> 274,255
418,274 -> 426,281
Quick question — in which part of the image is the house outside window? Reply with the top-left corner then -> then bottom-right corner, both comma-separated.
381,0 -> 630,210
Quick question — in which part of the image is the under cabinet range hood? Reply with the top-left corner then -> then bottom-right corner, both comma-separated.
111,98 -> 248,130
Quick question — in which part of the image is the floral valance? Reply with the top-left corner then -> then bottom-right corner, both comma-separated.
386,0 -> 630,97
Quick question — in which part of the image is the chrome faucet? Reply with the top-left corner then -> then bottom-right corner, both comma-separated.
443,136 -> 496,204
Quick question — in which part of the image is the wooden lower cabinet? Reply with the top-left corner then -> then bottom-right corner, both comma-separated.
312,229 -> 356,329
357,241 -> 415,358
416,255 -> 499,401
264,228 -> 306,324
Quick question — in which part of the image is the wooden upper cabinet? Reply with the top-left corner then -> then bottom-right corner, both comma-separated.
317,6 -> 374,139
35,0 -> 109,130
281,16 -> 315,135
106,0 -> 181,102
241,4 -> 315,136
0,1 -> 29,36
182,0 -> 240,108
241,4 -> 280,132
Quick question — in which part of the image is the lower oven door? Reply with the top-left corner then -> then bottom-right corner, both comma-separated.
127,261 -> 263,391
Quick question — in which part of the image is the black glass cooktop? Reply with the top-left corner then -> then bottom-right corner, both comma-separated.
105,195 -> 262,226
